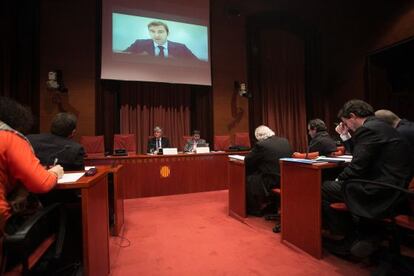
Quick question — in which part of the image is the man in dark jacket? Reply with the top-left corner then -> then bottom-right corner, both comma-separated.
147,126 -> 170,153
322,100 -> 412,256
28,113 -> 85,171
307,119 -> 337,156
375,109 -> 414,155
124,21 -> 198,60
245,125 -> 292,216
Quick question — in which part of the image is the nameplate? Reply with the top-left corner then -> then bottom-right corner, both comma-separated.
195,147 -> 210,154
163,148 -> 178,155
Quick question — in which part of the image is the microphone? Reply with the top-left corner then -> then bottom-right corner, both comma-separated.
48,145 -> 71,166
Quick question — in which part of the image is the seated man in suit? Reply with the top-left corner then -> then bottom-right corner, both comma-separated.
307,119 -> 337,156
322,100 -> 412,257
147,126 -> 170,153
28,112 -> 85,171
184,130 -> 207,153
124,21 -> 199,60
375,109 -> 414,153
245,125 -> 293,216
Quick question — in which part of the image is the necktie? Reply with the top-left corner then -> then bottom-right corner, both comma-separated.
158,46 -> 165,57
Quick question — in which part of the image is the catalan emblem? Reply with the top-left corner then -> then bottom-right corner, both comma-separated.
160,166 -> 170,178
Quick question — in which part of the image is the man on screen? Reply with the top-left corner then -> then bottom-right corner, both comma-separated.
124,21 -> 199,60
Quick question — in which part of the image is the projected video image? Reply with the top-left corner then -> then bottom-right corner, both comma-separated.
113,13 -> 209,62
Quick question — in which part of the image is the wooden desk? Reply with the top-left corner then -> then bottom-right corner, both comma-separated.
280,161 -> 339,259
85,152 -> 247,199
56,166 -> 110,276
228,159 -> 246,221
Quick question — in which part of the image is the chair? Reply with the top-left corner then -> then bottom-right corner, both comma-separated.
80,135 -> 105,157
2,203 -> 66,275
234,132 -> 251,148
340,178 -> 414,274
264,188 -> 282,233
292,151 -> 319,159
113,134 -> 136,155
214,135 -> 231,151
330,146 -> 346,157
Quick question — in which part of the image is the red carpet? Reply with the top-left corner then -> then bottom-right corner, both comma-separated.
109,190 -> 370,275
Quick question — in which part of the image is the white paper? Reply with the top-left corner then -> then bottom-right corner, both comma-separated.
315,156 -> 352,163
58,172 -> 85,184
279,157 -> 320,164
84,166 -> 96,171
228,155 -> 245,161
336,155 -> 353,159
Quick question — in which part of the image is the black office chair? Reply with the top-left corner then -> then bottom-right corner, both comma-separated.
342,178 -> 414,275
1,203 -> 66,275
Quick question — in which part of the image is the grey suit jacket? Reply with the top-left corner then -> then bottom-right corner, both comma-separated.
184,139 -> 207,152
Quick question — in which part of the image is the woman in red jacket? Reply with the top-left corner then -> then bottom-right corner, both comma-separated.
0,96 -> 64,235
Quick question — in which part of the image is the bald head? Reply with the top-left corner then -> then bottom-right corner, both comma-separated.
375,109 -> 400,128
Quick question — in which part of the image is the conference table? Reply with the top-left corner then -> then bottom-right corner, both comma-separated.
56,166 -> 110,276
227,158 -> 344,259
85,152 -> 248,199
280,160 -> 342,259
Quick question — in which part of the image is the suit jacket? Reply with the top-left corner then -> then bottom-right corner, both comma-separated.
27,133 -> 85,171
124,39 -> 198,60
147,137 -> 170,153
339,117 -> 412,219
183,139 -> 207,152
245,136 -> 292,194
309,131 -> 337,156
397,119 -> 414,152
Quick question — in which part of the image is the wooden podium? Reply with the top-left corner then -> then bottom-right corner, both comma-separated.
228,159 -> 246,221
280,160 -> 340,259
56,166 -> 110,276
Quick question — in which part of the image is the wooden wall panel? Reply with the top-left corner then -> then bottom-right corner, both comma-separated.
35,0 -> 414,141
38,0 -> 96,140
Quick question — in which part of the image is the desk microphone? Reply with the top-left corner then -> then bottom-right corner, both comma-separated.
85,167 -> 97,176
48,145 -> 71,166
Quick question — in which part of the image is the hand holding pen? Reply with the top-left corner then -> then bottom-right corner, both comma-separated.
48,158 -> 64,179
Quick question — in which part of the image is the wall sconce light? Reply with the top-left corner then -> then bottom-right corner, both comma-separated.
46,70 -> 68,93
234,81 -> 252,98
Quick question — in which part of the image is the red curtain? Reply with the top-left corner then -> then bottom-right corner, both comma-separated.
249,26 -> 308,152
119,82 -> 191,153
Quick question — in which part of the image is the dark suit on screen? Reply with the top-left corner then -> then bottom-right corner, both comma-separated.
124,39 -> 198,60
147,137 -> 170,153
244,135 -> 292,213
308,131 -> 337,156
27,133 -> 85,171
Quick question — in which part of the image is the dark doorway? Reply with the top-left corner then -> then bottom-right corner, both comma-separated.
366,37 -> 414,120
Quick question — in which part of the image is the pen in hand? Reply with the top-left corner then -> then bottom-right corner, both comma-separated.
53,157 -> 58,167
